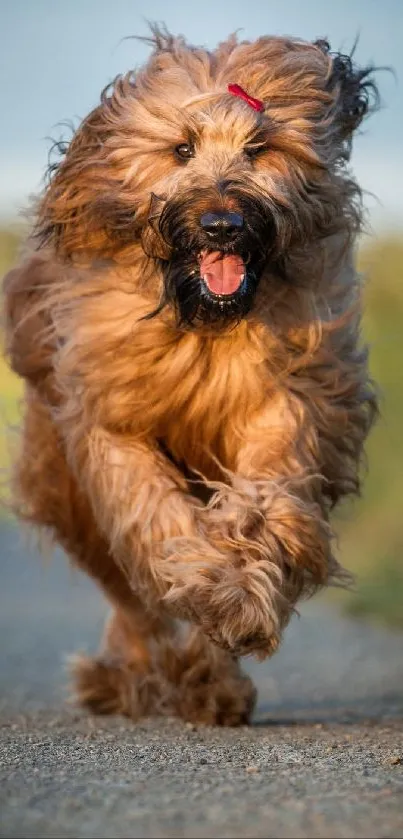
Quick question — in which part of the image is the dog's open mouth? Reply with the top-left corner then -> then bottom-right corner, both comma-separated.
198,251 -> 246,297
155,240 -> 262,326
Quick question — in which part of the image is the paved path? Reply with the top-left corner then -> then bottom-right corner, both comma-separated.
1,523 -> 402,838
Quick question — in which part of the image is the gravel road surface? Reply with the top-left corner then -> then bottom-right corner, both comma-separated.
1,522 -> 402,838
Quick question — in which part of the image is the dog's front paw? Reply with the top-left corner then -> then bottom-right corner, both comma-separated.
164,561 -> 287,659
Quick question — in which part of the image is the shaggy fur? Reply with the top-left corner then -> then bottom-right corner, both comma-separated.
2,27 -> 378,725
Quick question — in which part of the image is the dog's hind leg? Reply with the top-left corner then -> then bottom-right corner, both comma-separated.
73,613 -> 257,725
11,389 -> 171,716
71,607 -> 171,720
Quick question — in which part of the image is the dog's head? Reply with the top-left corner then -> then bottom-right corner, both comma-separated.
38,27 -> 378,327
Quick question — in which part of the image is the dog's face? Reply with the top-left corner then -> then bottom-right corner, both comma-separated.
145,98 -> 279,325
39,29 -> 377,327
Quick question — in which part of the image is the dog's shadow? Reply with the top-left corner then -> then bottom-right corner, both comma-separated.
253,694 -> 403,726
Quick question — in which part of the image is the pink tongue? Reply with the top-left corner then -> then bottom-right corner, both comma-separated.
199,251 -> 245,295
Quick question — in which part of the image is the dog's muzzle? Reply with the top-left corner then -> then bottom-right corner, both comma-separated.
144,192 -> 269,326
198,213 -> 247,297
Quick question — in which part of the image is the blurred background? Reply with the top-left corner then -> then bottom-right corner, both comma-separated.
1,0 -> 402,628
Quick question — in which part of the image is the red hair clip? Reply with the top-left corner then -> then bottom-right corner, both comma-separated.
227,83 -> 264,112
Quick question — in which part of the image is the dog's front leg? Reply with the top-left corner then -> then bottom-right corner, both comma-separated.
164,399 -> 339,659
62,424 -> 293,655
63,423 -> 331,660
191,403 -> 339,656
63,424 -> 248,623
162,465 -> 333,660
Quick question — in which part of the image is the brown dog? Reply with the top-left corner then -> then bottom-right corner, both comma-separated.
2,27 -> 378,725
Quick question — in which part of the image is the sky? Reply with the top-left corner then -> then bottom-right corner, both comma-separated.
1,0 -> 402,231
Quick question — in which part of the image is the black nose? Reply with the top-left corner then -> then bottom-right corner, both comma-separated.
200,211 -> 244,242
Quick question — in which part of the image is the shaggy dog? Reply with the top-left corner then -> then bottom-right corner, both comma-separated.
2,27 -> 378,725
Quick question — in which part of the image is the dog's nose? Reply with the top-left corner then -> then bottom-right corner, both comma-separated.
200,211 -> 244,242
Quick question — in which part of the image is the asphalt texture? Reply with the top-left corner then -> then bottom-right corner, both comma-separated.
1,521 -> 403,839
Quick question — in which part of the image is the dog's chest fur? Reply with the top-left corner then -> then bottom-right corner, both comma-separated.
61,287 -> 282,481
145,322 -> 272,478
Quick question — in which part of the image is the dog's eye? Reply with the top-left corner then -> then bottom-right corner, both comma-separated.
175,143 -> 195,162
244,144 -> 266,159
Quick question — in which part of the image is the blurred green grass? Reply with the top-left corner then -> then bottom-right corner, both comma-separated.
1,226 -> 402,627
0,228 -> 24,474
335,236 -> 403,627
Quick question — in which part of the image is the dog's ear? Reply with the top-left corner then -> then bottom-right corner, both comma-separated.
2,255 -> 56,386
314,39 -> 380,158
37,77 -> 140,258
